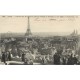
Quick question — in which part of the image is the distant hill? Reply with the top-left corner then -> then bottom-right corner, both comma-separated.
0,32 -> 78,38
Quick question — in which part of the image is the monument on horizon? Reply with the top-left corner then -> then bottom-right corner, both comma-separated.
25,16 -> 32,41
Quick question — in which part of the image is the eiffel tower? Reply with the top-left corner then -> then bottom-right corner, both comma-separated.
25,16 -> 32,42
25,16 -> 32,37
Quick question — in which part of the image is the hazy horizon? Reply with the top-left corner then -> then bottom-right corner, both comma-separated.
0,32 -> 76,37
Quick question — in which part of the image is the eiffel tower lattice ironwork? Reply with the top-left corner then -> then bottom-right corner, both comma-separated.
25,16 -> 32,37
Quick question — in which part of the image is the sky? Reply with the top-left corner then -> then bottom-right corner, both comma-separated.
0,16 -> 80,34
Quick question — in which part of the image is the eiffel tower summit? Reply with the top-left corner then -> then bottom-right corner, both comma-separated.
25,16 -> 32,41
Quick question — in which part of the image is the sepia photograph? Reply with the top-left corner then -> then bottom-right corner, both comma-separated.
0,16 -> 80,65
